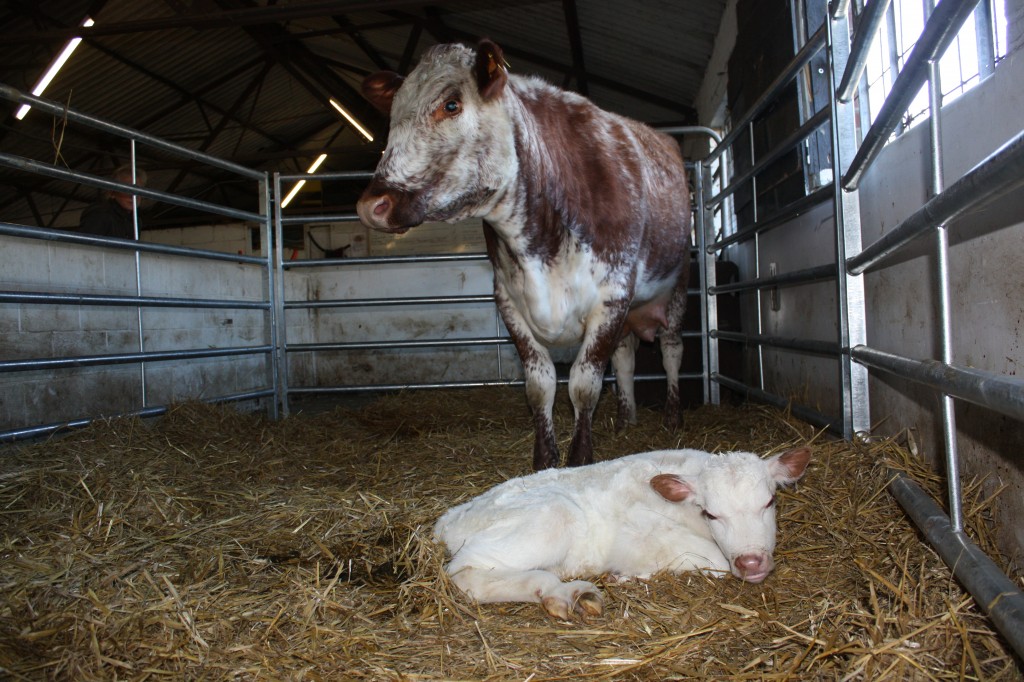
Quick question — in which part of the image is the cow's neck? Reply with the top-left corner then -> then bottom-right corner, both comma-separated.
482,78 -> 601,263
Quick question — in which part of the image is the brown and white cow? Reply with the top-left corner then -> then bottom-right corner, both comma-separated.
357,40 -> 692,470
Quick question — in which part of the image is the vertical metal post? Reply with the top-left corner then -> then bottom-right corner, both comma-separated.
697,162 -> 720,405
925,6 -> 964,530
828,6 -> 871,439
261,175 -> 280,420
974,0 -> 996,80
748,122 -> 767,391
130,139 -> 148,409
271,173 -> 290,417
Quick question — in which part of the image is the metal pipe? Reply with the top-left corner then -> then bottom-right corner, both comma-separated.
887,471 -> 1024,659
709,106 -> 832,208
0,84 -> 263,179
708,186 -> 832,253
0,152 -> 262,223
851,345 -> 1024,422
287,371 -> 707,396
712,373 -> 843,433
271,172 -> 291,417
0,389 -> 275,443
710,263 -> 837,295
285,294 -> 496,309
848,129 -> 1024,275
927,50 -> 964,533
708,25 -> 827,164
712,330 -> 841,356
0,345 -> 274,373
836,0 -> 893,102
282,252 -> 489,268
0,222 -> 267,264
0,291 -> 269,309
842,0 -> 982,190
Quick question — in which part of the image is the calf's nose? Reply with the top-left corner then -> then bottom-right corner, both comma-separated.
733,553 -> 773,583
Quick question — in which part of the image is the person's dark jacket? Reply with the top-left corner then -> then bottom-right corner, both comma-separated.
79,199 -> 135,238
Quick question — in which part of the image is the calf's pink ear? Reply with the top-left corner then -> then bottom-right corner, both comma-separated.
768,446 -> 812,485
650,474 -> 695,502
362,71 -> 405,115
475,39 -> 508,101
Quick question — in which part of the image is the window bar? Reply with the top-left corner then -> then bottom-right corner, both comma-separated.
836,0 -> 893,102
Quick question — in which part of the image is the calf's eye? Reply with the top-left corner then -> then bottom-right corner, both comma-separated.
443,99 -> 460,115
765,496 -> 776,509
701,510 -> 718,521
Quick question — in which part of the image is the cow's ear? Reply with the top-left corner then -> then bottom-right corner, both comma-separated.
475,39 -> 508,101
650,474 -> 695,503
362,71 -> 404,115
768,446 -> 811,485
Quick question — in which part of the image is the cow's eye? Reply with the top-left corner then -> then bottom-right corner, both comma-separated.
701,510 -> 718,521
443,99 -> 460,115
765,496 -> 776,509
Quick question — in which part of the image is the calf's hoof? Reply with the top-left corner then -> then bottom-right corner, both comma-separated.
541,582 -> 603,620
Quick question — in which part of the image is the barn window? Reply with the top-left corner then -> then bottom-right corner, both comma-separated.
859,0 -> 1008,136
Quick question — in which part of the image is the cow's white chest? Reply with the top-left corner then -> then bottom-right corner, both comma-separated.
499,245 -> 622,346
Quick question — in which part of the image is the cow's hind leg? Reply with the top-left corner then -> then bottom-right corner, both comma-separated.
449,566 -> 603,620
611,333 -> 639,432
659,260 -> 691,430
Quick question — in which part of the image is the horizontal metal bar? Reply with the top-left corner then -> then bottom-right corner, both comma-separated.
291,337 -> 514,352
710,263 -> 837,295
0,290 -> 269,310
849,129 -> 1024,274
282,252 -> 489,268
708,24 -> 827,164
709,106 -> 831,208
279,170 -> 373,183
0,388 -> 274,443
887,470 -> 1024,659
852,345 -> 1024,422
281,212 -> 359,225
712,373 -> 842,433
657,125 -> 724,145
289,329 -> 706,353
287,371 -> 707,396
707,186 -> 833,253
0,345 -> 273,373
836,0 -> 893,102
712,330 -> 841,356
842,0 -> 981,190
0,84 -> 265,180
0,152 -> 262,223
0,221 -> 268,265
285,294 -> 496,309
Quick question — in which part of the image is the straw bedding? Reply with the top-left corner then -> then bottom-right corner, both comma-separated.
0,387 -> 1020,680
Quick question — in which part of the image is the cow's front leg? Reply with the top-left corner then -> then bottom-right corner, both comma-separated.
496,293 -> 560,470
611,333 -> 639,432
567,310 -> 627,466
523,348 -> 559,470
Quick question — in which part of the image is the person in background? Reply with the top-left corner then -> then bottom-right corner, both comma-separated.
79,165 -> 148,238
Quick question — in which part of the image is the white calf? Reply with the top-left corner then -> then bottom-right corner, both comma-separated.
434,446 -> 811,620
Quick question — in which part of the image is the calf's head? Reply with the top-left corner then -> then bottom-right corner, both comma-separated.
651,447 -> 811,583
357,40 -> 514,234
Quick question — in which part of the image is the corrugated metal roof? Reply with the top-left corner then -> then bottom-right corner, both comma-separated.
0,0 -> 726,227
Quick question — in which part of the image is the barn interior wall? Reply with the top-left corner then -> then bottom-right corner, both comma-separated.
0,236 -> 269,431
700,21 -> 1024,562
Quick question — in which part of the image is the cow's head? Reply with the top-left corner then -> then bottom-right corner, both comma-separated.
650,447 -> 811,583
356,39 -> 514,234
